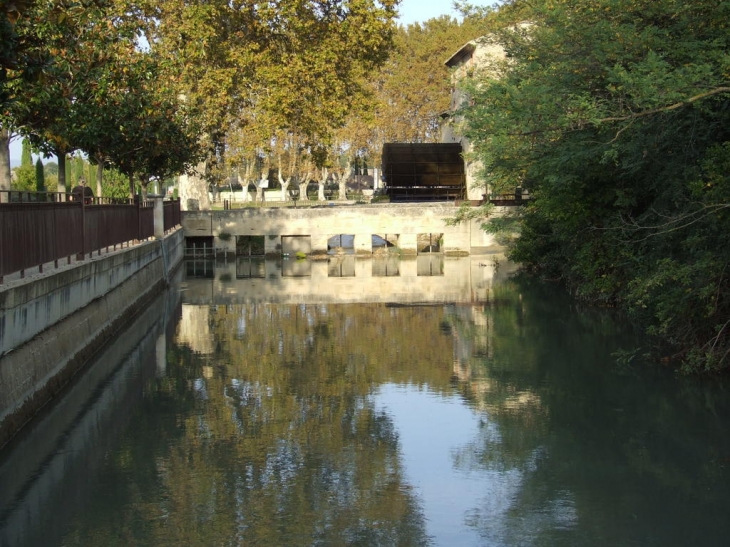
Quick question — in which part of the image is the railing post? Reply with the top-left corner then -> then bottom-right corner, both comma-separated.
78,197 -> 86,260
135,194 -> 141,242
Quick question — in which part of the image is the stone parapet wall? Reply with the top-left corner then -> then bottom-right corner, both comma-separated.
0,228 -> 184,448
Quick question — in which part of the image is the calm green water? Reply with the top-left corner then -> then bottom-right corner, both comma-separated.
2,257 -> 730,547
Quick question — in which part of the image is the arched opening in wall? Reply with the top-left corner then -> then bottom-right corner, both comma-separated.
236,257 -> 265,278
372,234 -> 399,254
372,255 -> 400,277
417,233 -> 443,254
328,255 -> 356,277
417,254 -> 444,276
327,234 -> 355,255
236,235 -> 265,256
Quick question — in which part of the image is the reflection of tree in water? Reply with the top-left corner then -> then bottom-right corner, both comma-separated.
61,303 -> 450,546
57,294 -> 730,546
445,278 -> 730,546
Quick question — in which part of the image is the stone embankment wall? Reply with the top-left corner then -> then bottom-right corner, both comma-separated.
0,229 -> 184,448
0,280 -> 181,547
183,203 -> 501,256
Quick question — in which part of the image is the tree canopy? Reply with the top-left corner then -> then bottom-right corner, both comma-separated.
459,0 -> 730,372
1,0 -> 408,199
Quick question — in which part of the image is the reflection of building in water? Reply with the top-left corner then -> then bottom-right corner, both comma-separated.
449,303 -> 543,416
237,257 -> 265,278
417,255 -> 444,276
181,256 -> 519,305
176,305 -> 215,354
450,304 -> 494,363
328,255 -> 356,277
372,256 -> 400,277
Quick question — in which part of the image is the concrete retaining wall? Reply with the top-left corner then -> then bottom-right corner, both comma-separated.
0,278 -> 181,547
0,228 -> 184,448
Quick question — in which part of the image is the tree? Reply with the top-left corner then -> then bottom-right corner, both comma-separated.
460,0 -> 730,372
0,0 -> 55,197
2,0 -> 198,201
376,18 -> 477,142
13,135 -> 36,190
8,0 -> 108,195
34,156 -> 44,191
20,138 -> 32,167
143,0 -> 400,209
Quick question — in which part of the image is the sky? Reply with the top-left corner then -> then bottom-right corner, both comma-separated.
9,0 -> 493,165
397,0 -> 464,26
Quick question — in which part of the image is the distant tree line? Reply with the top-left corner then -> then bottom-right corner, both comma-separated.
11,138 -> 136,198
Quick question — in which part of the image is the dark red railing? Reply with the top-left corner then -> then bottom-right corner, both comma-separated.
0,192 -> 180,283
163,199 -> 181,232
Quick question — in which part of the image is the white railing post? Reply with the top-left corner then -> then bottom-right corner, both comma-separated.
152,195 -> 165,238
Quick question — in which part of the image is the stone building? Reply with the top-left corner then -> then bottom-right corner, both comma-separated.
441,35 -> 510,201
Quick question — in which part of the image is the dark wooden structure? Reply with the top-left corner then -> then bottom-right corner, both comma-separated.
381,143 -> 465,202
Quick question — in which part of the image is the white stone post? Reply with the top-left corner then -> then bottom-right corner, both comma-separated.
311,234 -> 329,254
152,196 -> 165,238
398,233 -> 418,255
354,233 -> 372,255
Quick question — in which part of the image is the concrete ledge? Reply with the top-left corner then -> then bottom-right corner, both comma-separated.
1,243 -> 161,352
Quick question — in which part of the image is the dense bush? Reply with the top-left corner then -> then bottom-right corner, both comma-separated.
463,0 -> 730,373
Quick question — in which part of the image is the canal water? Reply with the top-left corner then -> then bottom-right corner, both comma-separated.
2,256 -> 730,547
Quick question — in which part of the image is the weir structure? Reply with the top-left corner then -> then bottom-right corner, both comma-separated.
183,202 -> 501,258
1,200 -> 502,447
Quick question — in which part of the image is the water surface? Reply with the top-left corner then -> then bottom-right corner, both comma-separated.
1,256 -> 729,547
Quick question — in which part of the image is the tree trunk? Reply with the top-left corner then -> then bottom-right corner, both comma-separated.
0,127 -> 10,202
179,161 -> 211,211
140,176 -> 149,201
237,172 -> 251,202
128,172 -> 135,200
318,167 -> 328,201
298,170 -> 311,202
277,166 -> 290,201
338,176 -> 347,200
338,160 -> 351,200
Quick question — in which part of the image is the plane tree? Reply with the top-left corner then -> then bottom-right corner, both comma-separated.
142,0 -> 400,209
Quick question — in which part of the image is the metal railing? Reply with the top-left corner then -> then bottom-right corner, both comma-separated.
487,191 -> 531,207
0,192 -> 181,283
163,199 -> 181,232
